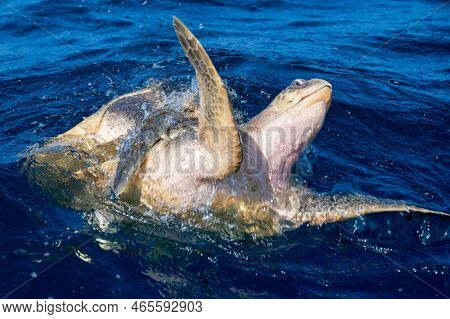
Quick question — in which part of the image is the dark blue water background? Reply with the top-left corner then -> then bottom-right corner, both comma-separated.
0,0 -> 449,298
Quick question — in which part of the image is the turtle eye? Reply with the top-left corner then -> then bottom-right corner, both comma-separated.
290,79 -> 307,88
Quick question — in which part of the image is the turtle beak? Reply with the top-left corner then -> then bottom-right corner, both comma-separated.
301,79 -> 332,111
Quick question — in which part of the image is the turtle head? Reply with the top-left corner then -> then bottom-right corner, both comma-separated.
269,78 -> 331,113
244,78 -> 332,189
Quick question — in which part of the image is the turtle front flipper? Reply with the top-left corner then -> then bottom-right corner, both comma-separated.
173,16 -> 242,179
297,194 -> 449,226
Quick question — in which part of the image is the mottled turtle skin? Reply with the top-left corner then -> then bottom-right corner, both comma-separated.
24,17 -> 447,236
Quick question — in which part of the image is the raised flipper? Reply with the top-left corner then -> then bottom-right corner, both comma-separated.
298,195 -> 449,226
173,16 -> 242,179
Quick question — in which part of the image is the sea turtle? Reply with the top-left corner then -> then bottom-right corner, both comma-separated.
24,17 -> 448,236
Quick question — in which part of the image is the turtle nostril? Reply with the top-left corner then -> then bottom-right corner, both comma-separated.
291,79 -> 307,88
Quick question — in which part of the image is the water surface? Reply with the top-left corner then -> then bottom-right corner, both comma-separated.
0,0 -> 449,298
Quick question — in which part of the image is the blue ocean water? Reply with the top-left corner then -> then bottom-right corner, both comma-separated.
0,0 -> 449,298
